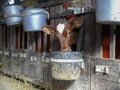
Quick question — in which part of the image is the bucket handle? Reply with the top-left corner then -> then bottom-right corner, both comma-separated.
3,14 -> 22,18
45,11 -> 49,19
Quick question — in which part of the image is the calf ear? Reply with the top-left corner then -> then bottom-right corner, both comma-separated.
69,16 -> 84,29
41,25 -> 55,35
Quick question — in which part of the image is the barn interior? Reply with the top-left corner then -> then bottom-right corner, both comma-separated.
0,0 -> 120,90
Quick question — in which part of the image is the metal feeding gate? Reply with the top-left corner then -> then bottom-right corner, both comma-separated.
1,0 -> 120,90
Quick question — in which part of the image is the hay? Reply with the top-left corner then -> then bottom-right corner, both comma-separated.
71,0 -> 86,7
0,75 -> 40,90
22,0 -> 38,8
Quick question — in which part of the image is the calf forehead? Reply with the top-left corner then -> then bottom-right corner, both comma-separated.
57,23 -> 65,34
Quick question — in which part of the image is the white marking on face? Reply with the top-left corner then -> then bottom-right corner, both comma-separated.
57,23 -> 65,34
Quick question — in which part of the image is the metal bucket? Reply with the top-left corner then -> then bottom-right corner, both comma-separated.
95,0 -> 120,24
50,52 -> 83,80
3,5 -> 24,26
22,8 -> 49,32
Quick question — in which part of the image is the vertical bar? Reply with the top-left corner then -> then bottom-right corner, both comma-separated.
23,32 -> 27,49
2,24 -> 5,48
5,25 -> 8,48
28,32 -> 35,52
19,26 -> 23,49
22,26 -> 25,49
76,22 -> 84,51
46,18 -> 50,52
38,31 -> 41,51
17,26 -> 21,49
115,25 -> 120,59
102,25 -> 110,58
9,26 -> 13,49
0,24 -> 2,48
27,32 -> 29,50
110,25 -> 116,59
50,19 -> 54,51
13,27 -> 16,49
90,14 -> 95,56
47,35 -> 50,52
16,27 -> 18,49
94,23 -> 102,57
13,27 -> 17,49
44,33 -> 47,52
24,32 -> 27,49
8,26 -> 10,48
41,31 -> 44,52
84,14 -> 94,56
35,32 -> 38,52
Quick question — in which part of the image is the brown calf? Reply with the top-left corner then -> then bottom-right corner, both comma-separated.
41,16 -> 84,51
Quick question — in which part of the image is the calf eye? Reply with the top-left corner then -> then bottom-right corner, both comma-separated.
68,31 -> 71,34
67,31 -> 71,36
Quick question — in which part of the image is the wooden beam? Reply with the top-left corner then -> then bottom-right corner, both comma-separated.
84,14 -> 95,56
0,24 -> 2,48
36,0 -> 71,8
94,23 -> 102,57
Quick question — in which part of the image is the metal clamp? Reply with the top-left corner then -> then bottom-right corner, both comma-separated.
95,65 -> 109,74
4,51 -> 9,56
41,52 -> 50,63
30,56 -> 37,62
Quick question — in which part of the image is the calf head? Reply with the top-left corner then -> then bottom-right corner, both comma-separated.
41,16 -> 84,51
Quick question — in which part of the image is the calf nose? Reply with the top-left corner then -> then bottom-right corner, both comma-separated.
61,47 -> 72,51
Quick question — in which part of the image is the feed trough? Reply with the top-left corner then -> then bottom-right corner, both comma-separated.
50,52 -> 83,80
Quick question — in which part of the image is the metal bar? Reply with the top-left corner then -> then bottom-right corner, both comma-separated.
110,25 -> 116,59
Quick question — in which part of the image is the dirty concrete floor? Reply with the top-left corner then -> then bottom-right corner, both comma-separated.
0,75 -> 40,90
